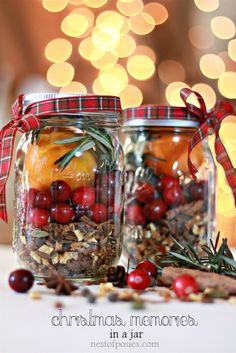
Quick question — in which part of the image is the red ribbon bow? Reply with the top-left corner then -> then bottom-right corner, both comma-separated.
180,88 -> 236,205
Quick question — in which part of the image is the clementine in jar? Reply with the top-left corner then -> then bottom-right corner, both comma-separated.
25,129 -> 97,191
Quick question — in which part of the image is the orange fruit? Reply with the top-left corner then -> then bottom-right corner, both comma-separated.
25,129 -> 97,191
144,134 -> 203,177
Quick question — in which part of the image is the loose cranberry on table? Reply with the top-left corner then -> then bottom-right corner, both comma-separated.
90,204 -> 108,223
9,269 -> 34,293
126,204 -> 145,225
172,274 -> 199,298
143,199 -> 167,221
35,190 -> 52,209
127,269 -> 150,290
72,186 -> 95,207
134,182 -> 155,203
50,180 -> 71,202
157,175 -> 179,191
51,203 -> 74,224
163,186 -> 184,206
27,208 -> 50,228
136,260 -> 157,278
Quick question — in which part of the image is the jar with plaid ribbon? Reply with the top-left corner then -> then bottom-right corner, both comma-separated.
5,93 -> 125,281
122,89 -> 220,266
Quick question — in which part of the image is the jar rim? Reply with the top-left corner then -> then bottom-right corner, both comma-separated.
122,105 -> 200,128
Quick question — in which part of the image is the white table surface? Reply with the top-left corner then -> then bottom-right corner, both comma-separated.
0,245 -> 235,353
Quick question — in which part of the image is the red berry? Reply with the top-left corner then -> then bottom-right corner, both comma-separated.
72,186 -> 95,207
90,204 -> 108,223
126,204 -> 145,225
127,269 -> 150,290
27,188 -> 39,207
27,208 -> 50,228
164,186 -> 184,206
9,269 -> 34,293
50,180 -> 71,202
134,182 -> 155,203
51,203 -> 74,224
136,260 -> 157,278
35,190 -> 52,209
157,175 -> 179,191
143,199 -> 167,221
172,274 -> 199,298
189,181 -> 206,201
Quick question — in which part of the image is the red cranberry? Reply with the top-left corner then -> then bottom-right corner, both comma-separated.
164,186 -> 184,206
72,186 -> 95,207
27,188 -> 39,207
189,181 -> 206,201
9,269 -> 34,293
143,199 -> 167,221
35,190 -> 52,209
51,203 -> 74,224
136,260 -> 157,278
172,274 -> 199,298
134,182 -> 155,203
157,175 -> 179,191
126,204 -> 145,225
90,204 -> 108,223
27,208 -> 50,228
127,269 -> 150,290
50,180 -> 71,202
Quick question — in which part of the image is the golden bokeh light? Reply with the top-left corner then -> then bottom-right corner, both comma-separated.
191,83 -> 216,109
59,81 -> 87,93
69,0 -> 84,4
228,39 -> 236,62
194,0 -> 219,12
47,62 -> 74,87
211,16 -> 235,40
188,25 -> 214,49
144,2 -> 168,25
127,55 -> 155,80
78,37 -> 104,61
133,45 -> 157,62
92,26 -> 120,52
91,52 -> 118,70
83,0 -> 107,8
128,12 -> 155,35
71,7 -> 94,29
158,60 -> 185,84
112,35 -> 136,58
61,13 -> 89,37
217,190 -> 236,218
218,51 -> 236,71
92,77 -> 110,95
218,71 -> 236,99
96,11 -> 124,32
98,64 -> 128,94
116,0 -> 143,17
42,0 -> 69,12
119,85 -> 143,109
165,81 -> 190,106
200,54 -> 225,79
44,38 -> 72,63
220,116 -> 236,144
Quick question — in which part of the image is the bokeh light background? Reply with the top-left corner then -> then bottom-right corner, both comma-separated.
0,0 -> 236,244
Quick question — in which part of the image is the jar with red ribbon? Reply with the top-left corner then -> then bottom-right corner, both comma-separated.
1,93 -> 124,280
122,89 -> 224,266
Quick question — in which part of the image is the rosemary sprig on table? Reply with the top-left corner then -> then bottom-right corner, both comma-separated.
53,127 -> 115,170
153,233 -> 236,279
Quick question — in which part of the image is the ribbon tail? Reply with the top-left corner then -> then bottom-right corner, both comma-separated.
0,123 -> 17,222
214,132 -> 236,206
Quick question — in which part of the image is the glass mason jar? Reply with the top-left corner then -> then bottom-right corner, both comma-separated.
122,105 -> 216,266
13,93 -> 124,281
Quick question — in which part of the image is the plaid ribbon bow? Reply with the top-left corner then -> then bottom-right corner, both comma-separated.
180,88 -> 236,205
0,94 -> 121,222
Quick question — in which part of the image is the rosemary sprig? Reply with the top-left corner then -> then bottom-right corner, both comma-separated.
154,233 -> 236,279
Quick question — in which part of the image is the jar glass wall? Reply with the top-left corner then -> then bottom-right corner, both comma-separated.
123,117 -> 216,266
13,94 -> 124,281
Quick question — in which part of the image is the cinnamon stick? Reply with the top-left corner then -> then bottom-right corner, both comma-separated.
159,266 -> 236,294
